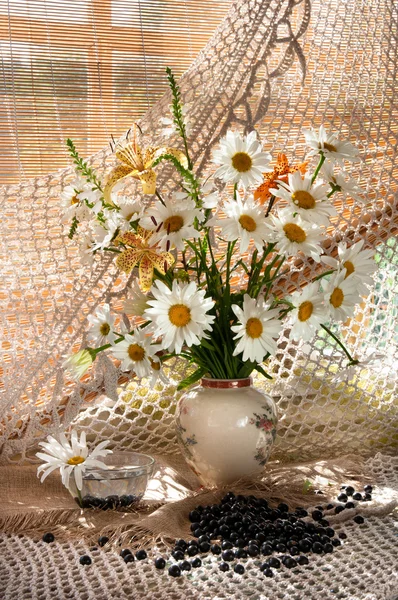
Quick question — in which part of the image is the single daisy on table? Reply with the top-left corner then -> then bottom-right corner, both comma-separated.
322,239 -> 376,296
111,329 -> 159,377
139,195 -> 202,251
323,269 -> 362,322
303,126 -> 359,165
270,171 -> 336,226
264,208 -> 324,262
321,162 -> 365,202
36,429 -> 112,491
207,192 -> 269,253
288,282 -> 328,341
212,130 -> 272,188
87,304 -> 117,347
144,280 -> 216,354
231,294 -> 282,363
123,280 -> 151,317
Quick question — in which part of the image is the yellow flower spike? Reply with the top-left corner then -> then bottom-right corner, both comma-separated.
116,228 -> 174,291
104,128 -> 189,202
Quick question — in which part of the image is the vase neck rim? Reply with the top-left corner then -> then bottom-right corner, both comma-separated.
201,377 -> 252,389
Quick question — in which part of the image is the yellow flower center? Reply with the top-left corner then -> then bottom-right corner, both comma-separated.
128,343 -> 146,361
67,456 -> 85,465
298,300 -> 314,322
343,260 -> 355,277
239,214 -> 257,232
164,215 -> 184,233
292,190 -> 316,210
150,359 -> 161,371
245,317 -> 263,339
321,142 -> 337,153
100,322 -> 110,336
231,152 -> 252,173
330,287 -> 344,308
168,304 -> 191,327
283,223 -> 307,243
71,194 -> 80,205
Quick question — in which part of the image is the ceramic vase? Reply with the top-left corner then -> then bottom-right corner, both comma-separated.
176,377 -> 277,487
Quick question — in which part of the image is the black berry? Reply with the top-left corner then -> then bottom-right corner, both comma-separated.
352,492 -> 363,501
364,485 -> 373,493
268,557 -> 281,568
298,539 -> 312,552
337,493 -> 348,503
247,544 -> 259,557
189,510 -> 201,522
120,549 -> 132,558
179,560 -> 191,571
211,543 -> 221,555
297,555 -> 309,565
135,549 -> 147,560
219,562 -> 230,572
168,565 -> 181,578
79,555 -> 92,565
345,501 -> 355,509
323,543 -> 334,553
364,493 -> 372,501
154,557 -> 166,569
345,486 -> 355,496
191,557 -> 202,568
186,545 -> 198,556
234,564 -> 245,574
124,554 -> 135,563
221,541 -> 233,550
199,542 -> 211,553
235,548 -> 247,559
339,532 -> 347,539
222,549 -> 235,561
311,510 -> 323,521
325,527 -> 335,538
283,556 -> 297,568
264,568 -> 274,577
42,533 -> 54,543
335,506 -> 345,514
172,550 -> 184,561
332,538 -> 341,547
353,515 -> 364,524
98,536 -> 109,547
175,539 -> 188,550
312,542 -> 323,554
278,502 -> 289,513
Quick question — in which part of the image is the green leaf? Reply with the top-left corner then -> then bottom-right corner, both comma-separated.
254,364 -> 273,380
177,366 -> 208,390
303,479 -> 313,493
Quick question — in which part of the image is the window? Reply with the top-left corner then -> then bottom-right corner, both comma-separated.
0,0 -> 231,185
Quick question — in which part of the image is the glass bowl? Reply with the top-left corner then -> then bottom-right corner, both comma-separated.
69,452 -> 155,509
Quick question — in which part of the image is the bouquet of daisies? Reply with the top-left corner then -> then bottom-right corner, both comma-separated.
62,68 -> 376,390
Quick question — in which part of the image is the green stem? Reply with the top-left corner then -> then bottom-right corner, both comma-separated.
321,324 -> 357,363
311,154 -> 326,184
313,269 -> 335,281
155,189 -> 166,206
76,486 -> 83,508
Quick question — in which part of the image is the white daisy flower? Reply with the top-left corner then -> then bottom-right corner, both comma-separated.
270,171 -> 336,226
92,211 -> 121,251
323,270 -> 362,322
36,429 -> 112,491
231,294 -> 282,363
77,187 -> 103,210
288,282 -> 328,341
201,180 -> 219,210
264,208 -> 324,262
147,357 -> 169,387
87,304 -> 117,347
320,162 -> 365,202
111,329 -> 159,377
144,280 -> 216,354
322,240 -> 376,296
139,195 -> 201,251
208,192 -> 269,253
63,349 -> 94,380
116,196 -> 142,230
160,104 -> 192,137
303,125 -> 359,165
212,130 -> 272,188
124,280 -> 151,317
78,232 -> 95,266
61,176 -> 92,223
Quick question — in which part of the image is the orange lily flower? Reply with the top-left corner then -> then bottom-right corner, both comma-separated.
104,129 -> 188,202
116,228 -> 175,291
254,153 -> 308,205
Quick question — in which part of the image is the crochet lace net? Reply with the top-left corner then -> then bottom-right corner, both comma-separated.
1,0 -> 397,464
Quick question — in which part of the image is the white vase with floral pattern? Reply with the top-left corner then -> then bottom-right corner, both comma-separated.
176,377 -> 277,488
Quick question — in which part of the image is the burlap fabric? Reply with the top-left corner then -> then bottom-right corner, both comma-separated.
0,453 -> 397,599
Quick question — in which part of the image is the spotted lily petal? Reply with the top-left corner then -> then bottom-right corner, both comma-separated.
103,164 -> 134,203
116,248 -> 142,274
151,147 -> 188,169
